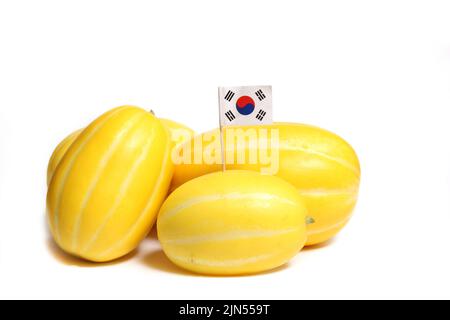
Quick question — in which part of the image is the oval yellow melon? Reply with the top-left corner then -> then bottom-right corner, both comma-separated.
171,123 -> 360,246
158,170 -> 308,275
46,119 -> 194,186
47,106 -> 173,262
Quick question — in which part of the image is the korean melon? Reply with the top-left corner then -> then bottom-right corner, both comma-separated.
158,170 -> 308,275
47,106 -> 173,262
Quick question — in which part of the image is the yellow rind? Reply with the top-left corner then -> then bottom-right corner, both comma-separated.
172,123 -> 361,246
158,170 -> 308,275
46,118 -> 194,186
47,106 -> 174,262
47,128 -> 83,186
159,118 -> 195,148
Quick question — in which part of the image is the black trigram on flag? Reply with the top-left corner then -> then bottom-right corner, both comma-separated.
225,110 -> 236,121
255,89 -> 266,101
256,109 -> 266,121
224,90 -> 235,102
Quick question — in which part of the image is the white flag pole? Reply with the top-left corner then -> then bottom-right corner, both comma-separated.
218,88 -> 226,172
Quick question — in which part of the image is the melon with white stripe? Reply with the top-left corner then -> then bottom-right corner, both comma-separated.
46,118 -> 194,186
47,106 -> 173,262
158,170 -> 308,275
171,123 -> 361,246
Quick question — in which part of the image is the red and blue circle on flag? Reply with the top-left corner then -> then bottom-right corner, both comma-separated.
235,95 -> 255,115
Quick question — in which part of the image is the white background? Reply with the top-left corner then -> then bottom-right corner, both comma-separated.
1,0 -> 450,300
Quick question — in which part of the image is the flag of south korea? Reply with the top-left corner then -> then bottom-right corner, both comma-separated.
218,86 -> 273,126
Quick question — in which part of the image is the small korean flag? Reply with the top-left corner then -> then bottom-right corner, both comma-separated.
218,86 -> 273,126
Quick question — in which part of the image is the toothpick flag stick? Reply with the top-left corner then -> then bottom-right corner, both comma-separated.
218,89 -> 226,172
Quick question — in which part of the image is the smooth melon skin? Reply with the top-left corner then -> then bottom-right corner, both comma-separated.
171,123 -> 361,246
47,106 -> 174,262
47,129 -> 83,185
157,170 -> 308,276
159,118 -> 195,148
46,119 -> 194,186
159,118 -> 195,193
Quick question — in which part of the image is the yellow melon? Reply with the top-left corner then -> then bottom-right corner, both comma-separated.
171,123 -> 360,246
47,106 -> 173,262
158,170 -> 308,275
47,119 -> 193,186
